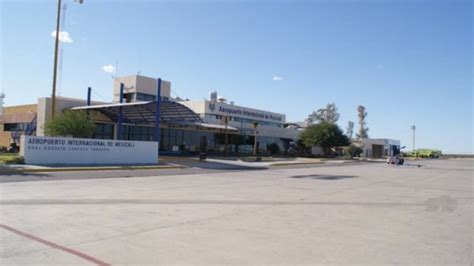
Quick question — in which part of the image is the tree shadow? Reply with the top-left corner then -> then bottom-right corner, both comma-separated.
290,174 -> 357,180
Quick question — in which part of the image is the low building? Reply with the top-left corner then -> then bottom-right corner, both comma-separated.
0,104 -> 37,148
355,138 -> 401,158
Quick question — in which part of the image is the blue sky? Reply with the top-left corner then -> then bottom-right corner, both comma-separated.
1,0 -> 472,154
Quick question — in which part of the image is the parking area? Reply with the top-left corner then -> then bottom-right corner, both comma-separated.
1,159 -> 472,265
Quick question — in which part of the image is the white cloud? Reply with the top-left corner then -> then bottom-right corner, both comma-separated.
272,75 -> 283,81
102,64 -> 116,74
51,31 -> 73,43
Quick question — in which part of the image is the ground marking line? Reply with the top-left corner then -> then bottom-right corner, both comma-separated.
0,224 -> 111,266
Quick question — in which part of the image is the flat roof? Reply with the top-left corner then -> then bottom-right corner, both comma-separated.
72,101 -> 241,132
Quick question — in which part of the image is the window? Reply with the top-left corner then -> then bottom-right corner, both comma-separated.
136,93 -> 157,101
123,125 -> 155,141
4,123 -> 28,131
94,123 -> 114,139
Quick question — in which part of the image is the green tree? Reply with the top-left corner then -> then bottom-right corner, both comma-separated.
356,105 -> 369,139
299,122 -> 350,156
307,103 -> 340,124
45,110 -> 95,138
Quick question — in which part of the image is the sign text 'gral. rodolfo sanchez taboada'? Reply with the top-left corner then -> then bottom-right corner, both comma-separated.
20,135 -> 158,165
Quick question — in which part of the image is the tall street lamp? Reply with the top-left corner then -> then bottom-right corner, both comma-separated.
51,0 -> 83,120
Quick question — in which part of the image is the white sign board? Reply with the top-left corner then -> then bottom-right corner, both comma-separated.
20,135 -> 158,165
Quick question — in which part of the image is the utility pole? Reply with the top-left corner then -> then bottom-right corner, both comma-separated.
411,125 -> 416,151
51,0 -> 62,120
57,2 -> 67,96
51,0 -> 83,120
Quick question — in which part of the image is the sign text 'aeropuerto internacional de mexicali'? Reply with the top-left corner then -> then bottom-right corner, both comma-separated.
20,135 -> 158,165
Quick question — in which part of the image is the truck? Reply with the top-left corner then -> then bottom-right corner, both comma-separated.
407,149 -> 442,158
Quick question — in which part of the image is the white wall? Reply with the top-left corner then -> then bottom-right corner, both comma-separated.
183,100 -> 286,124
20,135 -> 158,165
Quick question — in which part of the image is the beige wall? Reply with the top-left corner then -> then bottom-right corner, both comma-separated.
113,75 -> 171,102
181,101 -> 206,114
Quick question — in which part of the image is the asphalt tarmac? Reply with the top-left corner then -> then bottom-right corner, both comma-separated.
1,159 -> 472,265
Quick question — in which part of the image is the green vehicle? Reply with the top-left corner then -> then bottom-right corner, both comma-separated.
408,149 -> 442,158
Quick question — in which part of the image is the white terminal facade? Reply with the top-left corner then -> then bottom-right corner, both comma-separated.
119,74 -> 301,153
36,74 -> 299,154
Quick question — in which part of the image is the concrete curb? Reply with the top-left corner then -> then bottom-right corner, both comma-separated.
269,161 -> 325,167
0,165 -> 183,173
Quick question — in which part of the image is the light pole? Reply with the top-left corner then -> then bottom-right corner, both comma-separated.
51,0 -> 83,120
411,125 -> 416,151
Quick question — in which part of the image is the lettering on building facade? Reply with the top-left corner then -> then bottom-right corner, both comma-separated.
207,102 -> 284,122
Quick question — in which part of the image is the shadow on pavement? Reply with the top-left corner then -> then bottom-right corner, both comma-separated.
290,174 -> 357,180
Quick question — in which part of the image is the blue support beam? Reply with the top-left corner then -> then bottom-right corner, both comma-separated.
87,87 -> 91,106
155,78 -> 162,144
86,86 -> 92,120
117,83 -> 124,140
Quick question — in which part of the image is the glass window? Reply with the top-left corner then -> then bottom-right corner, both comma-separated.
4,123 -> 29,131
94,123 -> 114,139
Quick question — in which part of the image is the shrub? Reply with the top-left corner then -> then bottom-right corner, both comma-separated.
345,145 -> 363,158
45,110 -> 95,138
0,156 -> 24,164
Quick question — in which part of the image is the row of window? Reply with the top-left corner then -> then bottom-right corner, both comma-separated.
93,124 -> 156,141
120,92 -> 170,103
91,123 -> 290,153
204,114 -> 283,128
135,93 -> 169,102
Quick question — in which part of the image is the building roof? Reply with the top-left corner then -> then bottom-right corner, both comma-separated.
72,101 -> 202,124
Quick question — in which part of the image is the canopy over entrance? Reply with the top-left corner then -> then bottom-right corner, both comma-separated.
71,101 -> 238,132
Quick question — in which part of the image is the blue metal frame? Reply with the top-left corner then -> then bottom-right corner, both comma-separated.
117,83 -> 124,140
155,78 -> 161,143
87,87 -> 91,106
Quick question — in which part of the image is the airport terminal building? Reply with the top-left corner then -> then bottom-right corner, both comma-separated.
0,75 -> 300,154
